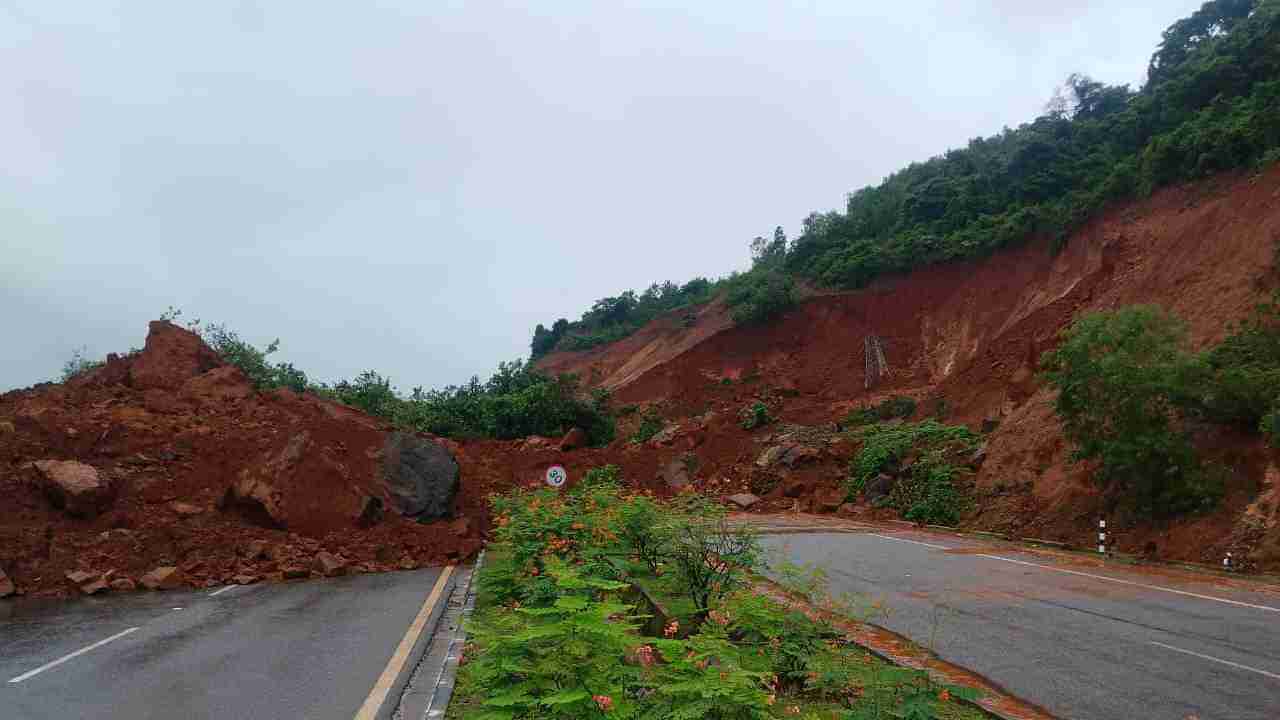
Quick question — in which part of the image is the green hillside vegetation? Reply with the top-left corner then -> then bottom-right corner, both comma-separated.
1042,296 -> 1280,516
531,0 -> 1280,357
61,315 -> 616,446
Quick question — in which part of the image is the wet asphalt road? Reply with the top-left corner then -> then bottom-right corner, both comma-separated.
0,568 -> 448,720
763,530 -> 1280,720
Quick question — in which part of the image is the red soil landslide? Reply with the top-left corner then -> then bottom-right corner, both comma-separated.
0,321 -> 485,600
538,166 -> 1280,573
6,167 -> 1280,600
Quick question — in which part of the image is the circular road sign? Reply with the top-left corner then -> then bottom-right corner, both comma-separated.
545,465 -> 567,489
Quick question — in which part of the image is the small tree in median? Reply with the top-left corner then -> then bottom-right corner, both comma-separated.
618,495 -> 668,573
668,515 -> 761,616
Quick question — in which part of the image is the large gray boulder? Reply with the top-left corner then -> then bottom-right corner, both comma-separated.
864,473 -> 897,503
382,433 -> 459,520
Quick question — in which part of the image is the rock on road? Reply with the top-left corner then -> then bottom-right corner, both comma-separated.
761,525 -> 1280,720
0,567 -> 467,720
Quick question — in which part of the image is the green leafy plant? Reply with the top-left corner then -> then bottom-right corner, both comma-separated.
347,360 -> 616,446
725,269 -> 797,326
843,396 -> 917,427
200,322 -> 310,392
60,346 -> 104,382
724,592 -> 836,692
530,278 -> 721,359
667,516 -> 761,615
1192,293 -> 1280,441
1041,306 -> 1220,516
642,621 -> 772,719
740,401 -> 774,430
456,473 -> 989,720
630,407 -> 665,444
463,559 -> 643,720
618,495 -> 668,573
847,420 -> 980,525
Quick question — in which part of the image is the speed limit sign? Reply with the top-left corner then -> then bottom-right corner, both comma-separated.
545,465 -> 567,489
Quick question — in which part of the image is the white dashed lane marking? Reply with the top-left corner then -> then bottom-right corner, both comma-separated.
8,627 -> 140,684
1150,641 -> 1280,681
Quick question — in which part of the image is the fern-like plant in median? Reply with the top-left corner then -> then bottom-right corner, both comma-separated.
464,559 -> 643,720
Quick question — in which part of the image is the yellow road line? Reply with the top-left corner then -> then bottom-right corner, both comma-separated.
354,566 -> 455,720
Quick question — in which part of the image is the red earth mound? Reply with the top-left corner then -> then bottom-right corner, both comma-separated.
0,321 -> 486,600
537,165 -> 1280,571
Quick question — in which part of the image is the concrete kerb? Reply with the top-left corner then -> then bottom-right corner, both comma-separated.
371,566 -> 463,720
392,550 -> 486,720
749,572 -> 1039,720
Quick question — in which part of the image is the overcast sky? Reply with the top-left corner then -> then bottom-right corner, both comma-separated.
1,1 -> 1201,392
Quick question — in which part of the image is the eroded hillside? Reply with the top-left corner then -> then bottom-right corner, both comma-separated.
537,166 -> 1280,569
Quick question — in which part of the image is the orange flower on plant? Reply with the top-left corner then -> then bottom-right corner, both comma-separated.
634,645 -> 655,667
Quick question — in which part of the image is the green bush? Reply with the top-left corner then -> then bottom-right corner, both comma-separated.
843,395 -> 917,426
530,278 -> 721,359
348,361 -> 615,446
1192,294 -> 1280,437
581,464 -> 623,490
739,401 -> 773,430
60,346 -> 104,382
847,420 -> 980,524
723,592 -> 836,692
457,472 -> 989,720
848,420 -> 978,487
321,370 -> 398,416
725,268 -> 796,325
895,463 -> 966,526
199,322 -> 309,392
643,623 -> 771,719
1041,307 -> 1220,515
490,486 -> 623,593
667,516 -> 761,615
630,407 -> 665,444
463,559 -> 642,720
618,495 -> 667,572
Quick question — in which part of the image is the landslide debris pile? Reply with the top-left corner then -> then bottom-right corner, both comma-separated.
0,321 -> 482,599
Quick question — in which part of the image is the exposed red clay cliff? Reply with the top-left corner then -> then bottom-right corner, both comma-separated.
536,166 -> 1280,570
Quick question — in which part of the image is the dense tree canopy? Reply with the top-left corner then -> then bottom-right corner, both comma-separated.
531,0 -> 1280,356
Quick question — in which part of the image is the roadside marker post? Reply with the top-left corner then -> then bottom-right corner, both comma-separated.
1224,552 -> 1233,572
1098,519 -> 1107,557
